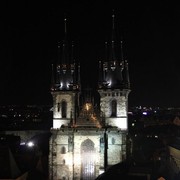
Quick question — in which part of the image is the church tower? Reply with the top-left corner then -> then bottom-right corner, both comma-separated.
97,11 -> 130,164
49,12 -> 130,180
98,11 -> 130,130
51,17 -> 81,129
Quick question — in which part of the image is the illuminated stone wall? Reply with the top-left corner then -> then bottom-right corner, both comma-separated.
49,128 -> 126,180
52,92 -> 76,128
107,130 -> 127,164
49,87 -> 129,180
99,89 -> 130,129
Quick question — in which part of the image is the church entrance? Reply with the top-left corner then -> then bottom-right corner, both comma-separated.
81,139 -> 95,180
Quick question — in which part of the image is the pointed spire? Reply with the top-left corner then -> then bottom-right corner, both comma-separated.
104,41 -> 108,71
98,61 -> 103,86
120,38 -> 130,88
124,60 -> 130,89
56,42 -> 61,87
105,41 -> 108,62
109,10 -> 116,62
62,15 -> 69,66
112,9 -> 115,38
71,41 -> 76,84
120,39 -> 124,62
64,16 -> 67,35
77,63 -> 81,90
57,42 -> 61,65
71,41 -> 75,64
51,64 -> 55,90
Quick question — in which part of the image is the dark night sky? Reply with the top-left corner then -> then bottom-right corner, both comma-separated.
2,1 -> 180,107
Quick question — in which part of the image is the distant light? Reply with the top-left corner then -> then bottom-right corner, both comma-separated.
20,142 -> 26,146
155,135 -> 158,138
132,123 -> 135,127
142,112 -> 147,115
27,141 -> 34,147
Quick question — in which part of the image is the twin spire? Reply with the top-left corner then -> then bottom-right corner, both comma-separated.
98,10 -> 130,89
51,15 -> 81,91
51,11 -> 130,91
110,10 -> 116,62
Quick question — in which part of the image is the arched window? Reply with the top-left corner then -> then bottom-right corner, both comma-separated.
62,159 -> 66,164
81,139 -> 95,179
61,101 -> 67,118
112,137 -> 115,144
111,99 -> 117,117
57,102 -> 60,112
61,146 -> 66,154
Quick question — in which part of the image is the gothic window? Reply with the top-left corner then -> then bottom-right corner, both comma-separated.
68,136 -> 73,152
61,101 -> 67,118
81,139 -> 95,180
61,146 -> 66,154
112,137 -> 115,144
57,102 -> 60,112
111,99 -> 117,117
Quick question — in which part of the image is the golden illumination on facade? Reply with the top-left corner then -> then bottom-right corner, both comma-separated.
85,103 -> 91,111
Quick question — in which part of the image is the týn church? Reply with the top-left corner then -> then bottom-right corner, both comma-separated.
49,12 -> 130,180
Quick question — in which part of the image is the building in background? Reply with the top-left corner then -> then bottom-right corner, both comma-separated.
49,12 -> 130,180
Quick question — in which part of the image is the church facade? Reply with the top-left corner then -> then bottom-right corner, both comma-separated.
49,13 -> 130,180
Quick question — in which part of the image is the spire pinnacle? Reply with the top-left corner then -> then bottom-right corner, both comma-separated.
120,39 -> 124,62
111,9 -> 115,42
51,64 -> 55,90
64,15 -> 67,35
57,41 -> 61,65
71,41 -> 75,63
78,63 -> 81,90
109,10 -> 116,62
105,41 -> 108,62
61,15 -> 69,65
112,9 -> 115,32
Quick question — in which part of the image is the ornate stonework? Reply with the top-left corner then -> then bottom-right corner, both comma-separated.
49,128 -> 127,180
49,12 -> 130,180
